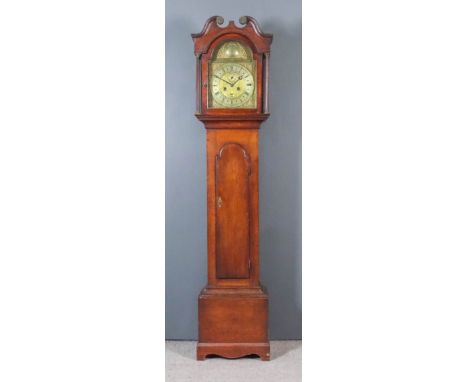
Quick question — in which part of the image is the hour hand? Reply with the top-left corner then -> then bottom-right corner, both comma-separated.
232,75 -> 243,86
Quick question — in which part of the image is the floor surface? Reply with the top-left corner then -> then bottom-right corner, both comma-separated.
166,340 -> 301,382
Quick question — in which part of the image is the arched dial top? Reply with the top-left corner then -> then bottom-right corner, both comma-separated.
214,40 -> 252,60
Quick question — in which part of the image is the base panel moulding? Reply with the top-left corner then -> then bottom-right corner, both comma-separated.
197,286 -> 270,361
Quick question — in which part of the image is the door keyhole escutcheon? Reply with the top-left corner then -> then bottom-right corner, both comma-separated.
217,196 -> 222,208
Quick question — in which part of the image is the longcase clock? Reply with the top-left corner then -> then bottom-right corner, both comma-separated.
192,16 -> 273,361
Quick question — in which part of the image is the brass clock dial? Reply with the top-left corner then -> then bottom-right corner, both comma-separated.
211,64 -> 255,108
208,40 -> 256,109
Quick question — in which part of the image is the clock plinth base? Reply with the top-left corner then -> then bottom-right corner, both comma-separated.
197,342 -> 270,361
197,286 -> 270,361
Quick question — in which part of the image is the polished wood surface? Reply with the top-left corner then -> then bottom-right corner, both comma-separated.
197,285 -> 269,361
215,143 -> 251,279
192,16 -> 272,361
206,128 -> 260,289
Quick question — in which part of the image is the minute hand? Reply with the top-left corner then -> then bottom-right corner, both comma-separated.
213,75 -> 234,86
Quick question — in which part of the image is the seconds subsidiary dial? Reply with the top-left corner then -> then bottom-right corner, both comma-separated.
210,63 -> 255,108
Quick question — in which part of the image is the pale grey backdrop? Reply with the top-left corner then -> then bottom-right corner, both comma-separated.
166,0 -> 301,340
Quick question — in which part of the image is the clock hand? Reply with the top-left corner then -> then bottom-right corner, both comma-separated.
232,75 -> 244,86
213,75 -> 234,86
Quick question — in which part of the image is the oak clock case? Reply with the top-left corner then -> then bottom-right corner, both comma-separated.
192,16 -> 272,361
